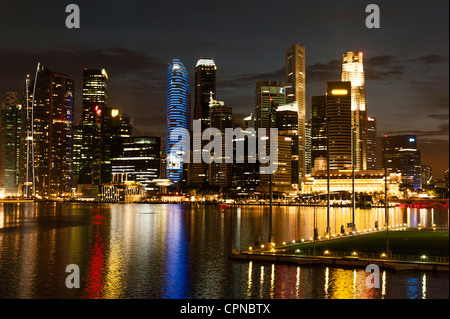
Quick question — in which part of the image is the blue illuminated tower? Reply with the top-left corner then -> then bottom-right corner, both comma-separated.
166,59 -> 189,184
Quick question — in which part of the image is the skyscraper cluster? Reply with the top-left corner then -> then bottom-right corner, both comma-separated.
165,45 -> 424,194
0,45 -> 427,199
0,66 -> 160,199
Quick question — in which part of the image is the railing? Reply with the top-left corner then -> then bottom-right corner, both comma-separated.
285,249 -> 449,264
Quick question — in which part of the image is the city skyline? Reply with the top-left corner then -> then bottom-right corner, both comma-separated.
0,0 -> 448,177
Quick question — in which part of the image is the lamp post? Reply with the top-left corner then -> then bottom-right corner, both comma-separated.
268,100 -> 275,244
326,110 -> 331,236
352,125 -> 356,231
384,135 -> 390,261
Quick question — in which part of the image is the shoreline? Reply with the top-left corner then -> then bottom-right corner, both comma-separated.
230,251 -> 450,272
2,199 -> 442,208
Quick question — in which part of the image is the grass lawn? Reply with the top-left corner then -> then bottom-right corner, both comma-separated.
281,230 -> 449,257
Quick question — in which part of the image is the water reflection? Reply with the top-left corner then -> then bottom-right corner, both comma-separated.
0,203 -> 448,299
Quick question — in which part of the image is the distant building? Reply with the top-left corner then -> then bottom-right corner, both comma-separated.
254,81 -> 286,130
100,107 -> 132,184
166,59 -> 189,184
445,169 -> 449,190
302,169 -> 402,198
276,102 -> 299,187
111,136 -> 161,194
100,181 -> 145,202
305,120 -> 312,176
310,95 -> 327,171
366,116 -> 377,170
209,98 -> 233,188
192,57 -> 216,186
258,135 -> 292,193
231,115 -> 259,191
421,165 -> 432,186
0,92 -> 22,194
381,135 -> 422,190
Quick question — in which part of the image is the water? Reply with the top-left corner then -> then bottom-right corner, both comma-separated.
0,202 -> 448,299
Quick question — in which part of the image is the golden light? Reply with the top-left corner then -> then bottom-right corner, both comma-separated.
261,244 -> 265,249
282,242 -> 286,245
324,250 -> 330,255
248,247 -> 252,251
111,109 -> 119,117
352,251 -> 358,256
331,89 -> 348,95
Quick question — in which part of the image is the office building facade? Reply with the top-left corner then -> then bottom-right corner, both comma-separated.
192,58 -> 217,186
326,82 -> 352,170
79,68 -> 108,186
0,92 -> 22,194
286,43 -> 306,183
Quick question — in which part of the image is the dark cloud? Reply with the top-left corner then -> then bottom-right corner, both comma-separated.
427,114 -> 449,120
408,54 -> 448,65
365,56 -> 405,81
306,59 -> 341,83
218,68 -> 285,90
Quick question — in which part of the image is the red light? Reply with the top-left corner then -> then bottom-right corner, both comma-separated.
384,134 -> 388,138
269,98 -> 273,101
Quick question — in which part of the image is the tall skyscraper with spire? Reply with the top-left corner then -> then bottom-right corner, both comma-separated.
192,57 -> 216,186
166,59 -> 189,184
20,65 -> 74,197
286,43 -> 306,183
342,51 -> 367,170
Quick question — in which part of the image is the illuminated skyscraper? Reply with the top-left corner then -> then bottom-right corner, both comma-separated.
366,116 -> 377,170
326,82 -> 352,170
20,65 -> 74,196
342,51 -> 367,170
0,92 -> 22,194
166,59 -> 189,184
192,58 -> 216,186
209,98 -> 233,187
254,80 -> 286,130
382,135 -> 422,189
276,103 -> 299,187
286,43 -> 306,183
79,68 -> 108,186
310,95 -> 327,170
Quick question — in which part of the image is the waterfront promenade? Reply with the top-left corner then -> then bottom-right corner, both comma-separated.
230,228 -> 449,272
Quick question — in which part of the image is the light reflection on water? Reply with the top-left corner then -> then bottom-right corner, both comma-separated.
0,202 -> 448,299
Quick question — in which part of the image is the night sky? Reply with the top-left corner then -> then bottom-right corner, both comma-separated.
0,0 -> 448,177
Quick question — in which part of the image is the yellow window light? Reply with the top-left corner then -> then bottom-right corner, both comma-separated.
331,89 -> 348,95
